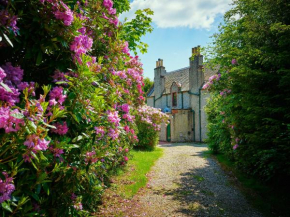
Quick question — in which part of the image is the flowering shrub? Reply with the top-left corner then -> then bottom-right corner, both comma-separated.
0,0 -> 153,215
135,105 -> 169,150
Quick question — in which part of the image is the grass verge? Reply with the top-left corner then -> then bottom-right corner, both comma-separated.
204,150 -> 290,217
112,147 -> 163,198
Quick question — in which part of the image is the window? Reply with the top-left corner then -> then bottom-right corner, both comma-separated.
172,92 -> 177,107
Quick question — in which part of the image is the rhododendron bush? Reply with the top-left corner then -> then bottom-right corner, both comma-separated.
136,105 -> 169,150
0,0 -> 153,215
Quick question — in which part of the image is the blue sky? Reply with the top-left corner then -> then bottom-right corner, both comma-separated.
121,0 -> 233,80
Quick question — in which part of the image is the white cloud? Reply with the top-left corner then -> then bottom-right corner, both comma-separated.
120,0 -> 233,29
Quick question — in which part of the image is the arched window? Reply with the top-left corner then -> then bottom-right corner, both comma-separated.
172,92 -> 177,107
171,82 -> 179,107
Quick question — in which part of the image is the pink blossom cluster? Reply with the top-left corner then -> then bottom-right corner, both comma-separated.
54,2 -> 74,26
0,63 -> 28,105
85,150 -> 98,164
74,202 -> 83,210
122,113 -> 134,122
0,107 -> 24,133
49,86 -> 67,105
49,146 -> 64,158
70,34 -> 93,63
0,9 -> 19,35
0,172 -> 15,203
1,62 -> 23,87
121,104 -> 130,113
125,56 -> 143,69
202,73 -> 221,90
52,70 -> 69,84
108,128 -> 119,140
107,110 -> 121,126
51,121 -> 69,135
18,82 -> 35,96
102,0 -> 118,26
137,105 -> 169,131
24,134 -> 50,151
70,35 -> 93,56
95,126 -> 105,140
122,41 -> 130,56
233,137 -> 240,150
40,0 -> 74,26
220,89 -> 231,96
231,59 -> 237,65
114,70 -> 127,79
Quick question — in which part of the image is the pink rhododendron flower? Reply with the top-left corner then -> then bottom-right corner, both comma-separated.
51,122 -> 69,135
50,147 -> 64,157
107,111 -> 121,126
103,0 -> 113,9
121,104 -> 130,113
74,202 -> 83,210
24,134 -> 50,151
108,128 -> 119,140
85,150 -> 98,164
233,144 -> 239,150
0,107 -> 24,133
231,59 -> 237,65
122,41 -> 130,55
0,10 -> 19,35
124,156 -> 128,161
70,35 -> 93,55
49,86 -> 67,105
0,172 -> 15,203
124,125 -> 130,133
54,2 -> 74,26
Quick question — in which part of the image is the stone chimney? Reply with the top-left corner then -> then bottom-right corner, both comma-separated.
154,58 -> 166,102
189,46 -> 204,93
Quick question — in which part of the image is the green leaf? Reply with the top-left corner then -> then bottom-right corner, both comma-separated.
28,120 -> 37,133
2,202 -> 13,213
41,121 -> 56,129
72,135 -> 83,142
36,51 -> 43,66
10,112 -> 24,119
30,159 -> 39,171
0,82 -> 13,93
3,33 -> 13,47
42,183 -> 50,195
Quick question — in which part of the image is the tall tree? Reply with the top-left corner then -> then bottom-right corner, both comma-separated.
205,0 -> 290,181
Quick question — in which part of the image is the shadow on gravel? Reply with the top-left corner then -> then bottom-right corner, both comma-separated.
152,143 -> 262,217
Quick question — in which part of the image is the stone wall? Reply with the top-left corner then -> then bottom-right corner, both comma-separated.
170,109 -> 194,142
159,122 -> 167,141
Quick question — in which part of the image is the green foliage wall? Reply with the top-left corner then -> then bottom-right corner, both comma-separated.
205,0 -> 290,181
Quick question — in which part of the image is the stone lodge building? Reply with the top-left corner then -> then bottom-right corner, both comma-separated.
146,46 -> 217,142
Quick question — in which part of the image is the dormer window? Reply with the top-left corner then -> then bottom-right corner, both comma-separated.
172,92 -> 177,107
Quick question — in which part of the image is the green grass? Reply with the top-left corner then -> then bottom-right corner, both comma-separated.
209,151 -> 290,217
113,147 -> 163,198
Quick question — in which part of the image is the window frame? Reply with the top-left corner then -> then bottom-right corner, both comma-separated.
172,92 -> 177,107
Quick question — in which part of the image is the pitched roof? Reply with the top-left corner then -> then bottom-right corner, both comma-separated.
146,65 -> 219,98
164,67 -> 190,94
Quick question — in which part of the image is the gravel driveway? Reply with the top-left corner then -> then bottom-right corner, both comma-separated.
134,143 -> 263,217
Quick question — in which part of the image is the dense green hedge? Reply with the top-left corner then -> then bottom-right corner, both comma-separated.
204,0 -> 290,181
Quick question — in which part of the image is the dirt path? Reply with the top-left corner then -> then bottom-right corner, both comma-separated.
97,143 -> 263,217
